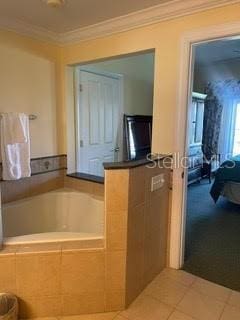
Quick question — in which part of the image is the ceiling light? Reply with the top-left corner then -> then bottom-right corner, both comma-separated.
45,0 -> 65,8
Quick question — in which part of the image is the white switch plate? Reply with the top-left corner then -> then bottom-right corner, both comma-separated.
151,174 -> 165,192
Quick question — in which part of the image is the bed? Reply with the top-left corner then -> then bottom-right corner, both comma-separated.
210,155 -> 240,204
222,182 -> 240,204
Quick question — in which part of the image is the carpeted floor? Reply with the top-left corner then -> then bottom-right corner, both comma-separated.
183,180 -> 240,291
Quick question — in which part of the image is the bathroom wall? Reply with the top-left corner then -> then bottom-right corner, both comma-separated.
104,159 -> 170,309
126,165 -> 170,305
0,30 -> 66,202
0,40 -> 59,158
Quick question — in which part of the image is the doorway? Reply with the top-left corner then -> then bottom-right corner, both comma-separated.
74,51 -> 155,177
183,37 -> 240,290
77,70 -> 122,177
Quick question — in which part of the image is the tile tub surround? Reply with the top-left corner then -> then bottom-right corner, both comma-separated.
0,159 -> 170,318
64,175 -> 104,198
1,169 -> 65,204
1,155 -> 67,204
0,242 -> 107,319
0,155 -> 67,179
1,158 -> 104,204
104,159 -> 171,310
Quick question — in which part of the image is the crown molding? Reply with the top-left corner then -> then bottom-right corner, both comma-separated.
0,0 -> 239,45
0,17 -> 60,44
59,0 -> 240,44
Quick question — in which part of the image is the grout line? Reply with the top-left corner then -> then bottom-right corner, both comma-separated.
174,286 -> 191,308
112,311 -> 127,319
226,289 -> 233,305
218,303 -> 228,320
189,274 -> 198,288
117,314 -> 131,320
14,250 -> 17,294
166,307 -> 175,320
143,292 -> 177,312
59,245 -> 63,317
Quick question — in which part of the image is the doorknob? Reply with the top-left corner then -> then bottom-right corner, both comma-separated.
111,147 -> 120,152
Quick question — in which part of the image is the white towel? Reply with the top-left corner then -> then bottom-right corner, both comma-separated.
1,113 -> 31,180
1,113 -> 27,145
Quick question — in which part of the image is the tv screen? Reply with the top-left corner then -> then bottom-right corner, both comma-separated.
124,115 -> 152,160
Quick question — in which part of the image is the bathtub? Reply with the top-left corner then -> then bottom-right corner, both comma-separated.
2,188 -> 104,245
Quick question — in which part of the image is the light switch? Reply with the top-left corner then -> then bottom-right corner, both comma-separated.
151,174 -> 165,192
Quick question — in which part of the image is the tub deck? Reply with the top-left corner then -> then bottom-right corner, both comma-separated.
4,232 -> 103,245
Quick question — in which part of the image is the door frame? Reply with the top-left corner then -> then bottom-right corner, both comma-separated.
75,68 -> 124,174
170,21 -> 240,269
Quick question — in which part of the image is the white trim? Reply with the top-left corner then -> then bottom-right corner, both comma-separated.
79,68 -> 123,80
74,68 -> 80,173
170,21 -> 240,269
0,0 -> 239,45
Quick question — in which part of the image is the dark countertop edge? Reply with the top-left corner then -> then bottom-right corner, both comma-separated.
67,172 -> 104,184
103,154 -> 172,170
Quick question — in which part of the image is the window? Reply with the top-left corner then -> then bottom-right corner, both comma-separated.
233,102 -> 240,156
189,99 -> 204,146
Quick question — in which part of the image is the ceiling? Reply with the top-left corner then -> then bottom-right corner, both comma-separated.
195,38 -> 240,66
0,0 -> 236,44
0,0 -> 170,33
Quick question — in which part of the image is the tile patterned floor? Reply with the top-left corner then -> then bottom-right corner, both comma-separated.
31,268 -> 240,320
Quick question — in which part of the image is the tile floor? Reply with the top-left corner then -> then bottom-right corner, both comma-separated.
30,268 -> 240,320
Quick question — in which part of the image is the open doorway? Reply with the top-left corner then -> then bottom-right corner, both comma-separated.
183,38 -> 240,291
75,51 -> 155,177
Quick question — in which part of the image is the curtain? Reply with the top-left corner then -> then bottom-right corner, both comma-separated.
202,84 -> 223,161
218,98 -> 236,161
203,80 -> 240,161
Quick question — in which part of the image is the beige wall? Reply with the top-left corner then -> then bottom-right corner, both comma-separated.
60,3 -> 240,155
2,4 -> 239,157
0,31 -> 60,158
194,59 -> 240,93
83,53 -> 154,116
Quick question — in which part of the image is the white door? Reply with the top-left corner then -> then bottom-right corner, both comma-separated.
77,70 -> 122,177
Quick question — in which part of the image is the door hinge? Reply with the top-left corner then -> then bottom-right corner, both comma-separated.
79,84 -> 83,92
80,140 -> 84,147
181,171 -> 185,179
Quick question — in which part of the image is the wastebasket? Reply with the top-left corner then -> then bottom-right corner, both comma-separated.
0,294 -> 18,320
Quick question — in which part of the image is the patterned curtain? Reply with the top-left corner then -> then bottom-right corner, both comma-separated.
202,80 -> 240,161
202,84 -> 223,161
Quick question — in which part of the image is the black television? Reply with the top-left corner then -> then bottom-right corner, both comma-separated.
124,115 -> 152,161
